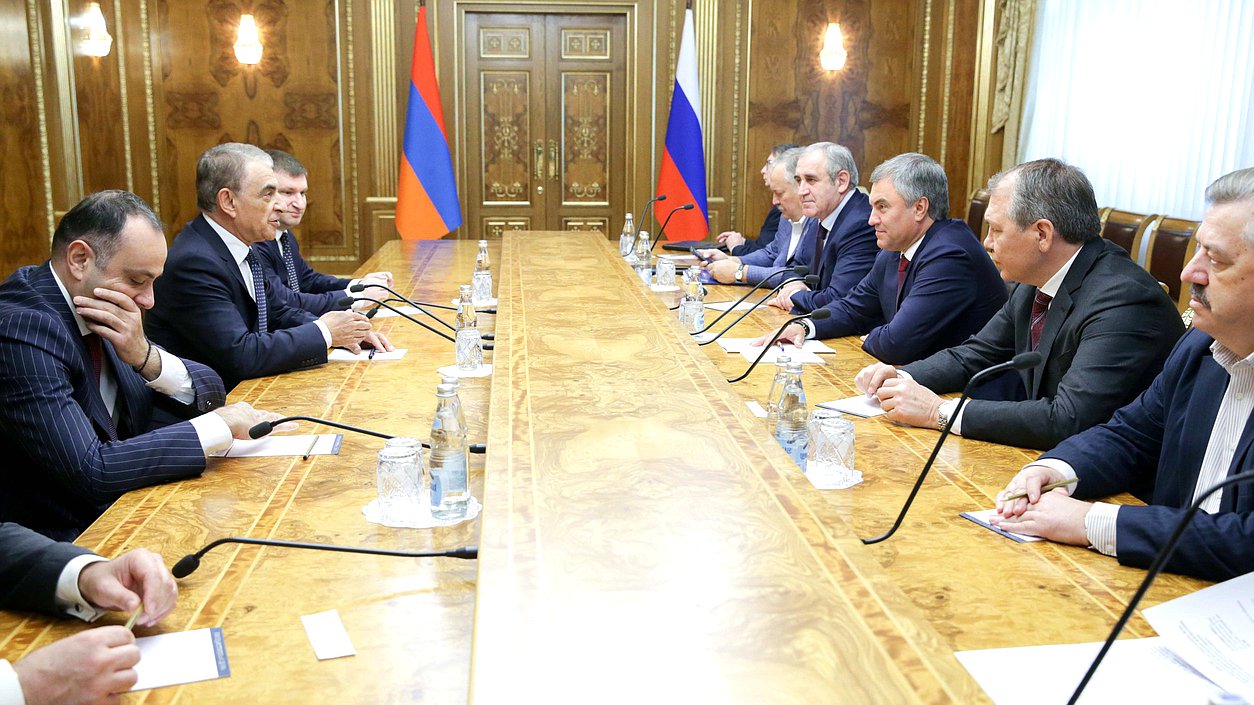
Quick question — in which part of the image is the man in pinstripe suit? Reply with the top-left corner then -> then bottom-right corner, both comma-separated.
0,191 -> 286,541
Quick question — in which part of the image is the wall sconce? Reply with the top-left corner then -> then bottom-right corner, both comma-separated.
820,22 -> 847,71
76,2 -> 114,58
234,14 -> 263,65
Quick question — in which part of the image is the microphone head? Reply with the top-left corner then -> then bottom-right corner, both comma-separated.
349,282 -> 366,293
335,296 -> 355,309
808,308 -> 832,321
792,265 -> 810,276
681,203 -> 695,210
248,421 -> 274,439
171,554 -> 200,579
803,275 -> 819,286
1011,351 -> 1044,370
656,194 -> 668,202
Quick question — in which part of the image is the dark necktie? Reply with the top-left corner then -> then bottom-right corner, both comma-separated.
896,254 -> 909,301
1030,290 -> 1053,350
811,224 -> 830,275
83,333 -> 118,441
245,250 -> 269,333
281,232 -> 301,291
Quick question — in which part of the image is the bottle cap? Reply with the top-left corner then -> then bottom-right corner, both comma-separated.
437,383 -> 456,397
477,239 -> 488,246
459,284 -> 472,294
785,361 -> 803,374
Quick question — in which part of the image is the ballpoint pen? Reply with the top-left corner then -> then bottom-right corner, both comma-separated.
1001,477 -> 1078,501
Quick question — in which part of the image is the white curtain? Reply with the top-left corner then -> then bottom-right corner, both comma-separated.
1018,0 -> 1254,219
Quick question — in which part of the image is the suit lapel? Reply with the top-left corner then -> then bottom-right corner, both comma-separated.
1027,240 -> 1103,398
788,218 -> 817,266
192,215 -> 252,295
103,340 -> 146,437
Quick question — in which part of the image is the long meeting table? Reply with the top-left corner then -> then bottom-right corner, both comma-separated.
0,232 -> 1208,703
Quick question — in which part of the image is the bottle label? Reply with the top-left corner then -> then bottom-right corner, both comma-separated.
431,472 -> 444,504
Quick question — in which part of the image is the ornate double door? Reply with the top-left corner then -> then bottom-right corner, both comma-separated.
463,12 -> 628,238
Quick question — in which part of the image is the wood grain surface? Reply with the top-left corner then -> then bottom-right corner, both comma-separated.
0,235 -> 1208,704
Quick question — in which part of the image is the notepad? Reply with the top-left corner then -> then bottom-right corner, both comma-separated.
329,348 -> 408,361
817,395 -> 887,418
960,509 -> 1044,543
215,434 -> 343,458
130,627 -> 230,692
745,401 -> 768,418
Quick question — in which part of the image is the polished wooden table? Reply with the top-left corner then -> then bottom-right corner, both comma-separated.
0,232 -> 1207,704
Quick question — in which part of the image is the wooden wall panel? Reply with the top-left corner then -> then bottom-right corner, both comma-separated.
70,0 -> 130,195
0,0 -> 53,273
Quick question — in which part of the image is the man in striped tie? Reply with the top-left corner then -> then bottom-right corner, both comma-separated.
254,150 -> 393,316
854,158 -> 1184,450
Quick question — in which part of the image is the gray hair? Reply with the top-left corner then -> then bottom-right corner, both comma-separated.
1205,167 -> 1254,241
196,143 -> 273,212
803,142 -> 860,189
772,147 -> 805,183
988,158 -> 1100,245
870,153 -> 949,220
770,143 -> 800,159
52,190 -> 162,264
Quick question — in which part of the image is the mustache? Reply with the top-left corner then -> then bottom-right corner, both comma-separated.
1191,283 -> 1210,308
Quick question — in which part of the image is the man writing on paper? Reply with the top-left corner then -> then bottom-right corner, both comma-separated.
698,148 -> 814,285
993,167 -> 1254,582
760,142 -> 878,310
0,191 -> 284,540
762,153 -> 1007,365
254,150 -> 393,316
147,143 -> 393,391
854,159 -> 1183,449
0,522 -> 180,705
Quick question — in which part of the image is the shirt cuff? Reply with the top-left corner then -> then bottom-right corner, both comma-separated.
1085,502 -> 1120,557
940,398 -> 964,435
191,412 -> 235,457
54,554 -> 110,622
146,347 -> 195,404
0,661 -> 25,705
801,319 -> 816,339
314,321 -> 333,347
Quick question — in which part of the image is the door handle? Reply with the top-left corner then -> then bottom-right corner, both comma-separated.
548,139 -> 559,182
533,140 -> 545,181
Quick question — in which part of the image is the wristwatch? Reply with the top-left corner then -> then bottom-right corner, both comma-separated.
735,263 -> 746,282
937,404 -> 951,430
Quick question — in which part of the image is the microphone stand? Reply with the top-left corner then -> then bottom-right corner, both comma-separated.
346,297 -> 494,351
726,309 -> 831,383
648,204 -> 696,253
358,284 -> 497,315
861,351 -> 1044,544
1066,470 -> 1254,705
172,536 -> 478,578
691,265 -> 809,335
248,414 -> 487,454
696,275 -> 819,347
636,194 -> 667,238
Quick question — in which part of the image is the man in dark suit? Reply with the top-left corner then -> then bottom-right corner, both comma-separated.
254,150 -> 393,316
715,143 -> 798,256
991,167 -> 1254,582
765,141 -> 878,312
698,148 -> 815,287
146,143 -> 392,391
0,522 -> 178,704
765,153 -> 1006,365
855,158 -> 1184,450
0,190 -> 282,540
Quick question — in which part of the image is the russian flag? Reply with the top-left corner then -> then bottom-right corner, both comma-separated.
655,4 -> 709,241
396,1 -> 462,239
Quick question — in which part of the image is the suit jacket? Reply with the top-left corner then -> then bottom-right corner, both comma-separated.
739,217 -> 816,286
810,218 -> 1007,365
729,205 -> 781,257
254,232 -> 352,316
147,215 -> 328,391
0,264 -> 226,540
1044,329 -> 1254,581
0,522 -> 91,614
903,237 -> 1185,450
788,190 -> 877,312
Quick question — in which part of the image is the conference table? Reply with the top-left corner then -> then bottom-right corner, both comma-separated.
0,232 -> 1207,703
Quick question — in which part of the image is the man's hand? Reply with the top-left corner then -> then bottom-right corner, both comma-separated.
74,288 -> 149,368
13,627 -> 140,705
854,363 -> 898,396
994,464 -> 1070,518
361,271 -> 394,288
989,489 -> 1091,546
705,259 -> 741,284
716,230 -> 746,249
78,550 -> 177,627
211,401 -> 295,440
319,310 -> 371,351
767,281 -> 808,311
361,330 -> 395,353
751,322 -> 806,349
696,248 -> 727,262
875,376 -> 944,429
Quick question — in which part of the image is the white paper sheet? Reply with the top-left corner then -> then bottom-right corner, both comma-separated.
301,609 -> 357,661
816,395 -> 887,418
738,347 -> 826,365
956,637 -> 1220,705
704,300 -> 760,312
744,401 -> 768,418
1143,572 -> 1254,699
715,338 -> 835,355
960,509 -> 1045,543
214,434 -> 342,458
130,627 -> 230,692
328,348 -> 408,361
368,305 -> 422,318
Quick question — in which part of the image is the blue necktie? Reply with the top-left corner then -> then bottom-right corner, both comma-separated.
281,232 -> 301,291
245,250 -> 269,333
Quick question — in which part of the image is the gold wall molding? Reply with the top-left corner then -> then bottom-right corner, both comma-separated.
371,0 -> 399,196
27,0 -> 55,239
939,0 -> 956,167
916,0 -> 933,152
138,0 -> 160,220
110,0 -> 135,191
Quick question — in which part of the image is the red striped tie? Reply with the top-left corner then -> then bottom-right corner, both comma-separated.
1030,290 -> 1052,350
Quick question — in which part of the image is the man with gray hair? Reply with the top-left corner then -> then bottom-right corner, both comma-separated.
855,158 -> 1183,450
147,143 -> 392,391
764,141 -> 877,309
766,153 -> 1006,366
990,167 -> 1254,582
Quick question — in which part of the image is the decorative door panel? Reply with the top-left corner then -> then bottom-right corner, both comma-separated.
463,11 -> 627,237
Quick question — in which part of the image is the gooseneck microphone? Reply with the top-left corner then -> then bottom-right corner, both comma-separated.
861,351 -> 1044,544
725,308 -> 832,383
699,275 -> 818,346
171,536 -> 478,579
248,415 -> 487,454
649,203 -> 696,253
691,265 -> 809,335
351,283 -> 497,316
636,193 -> 667,237
338,297 -> 495,351
1066,469 -> 1254,705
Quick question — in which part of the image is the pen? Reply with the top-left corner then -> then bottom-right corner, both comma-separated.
1001,477 -> 1078,501
368,347 -> 377,360
125,603 -> 144,631
301,435 -> 319,461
